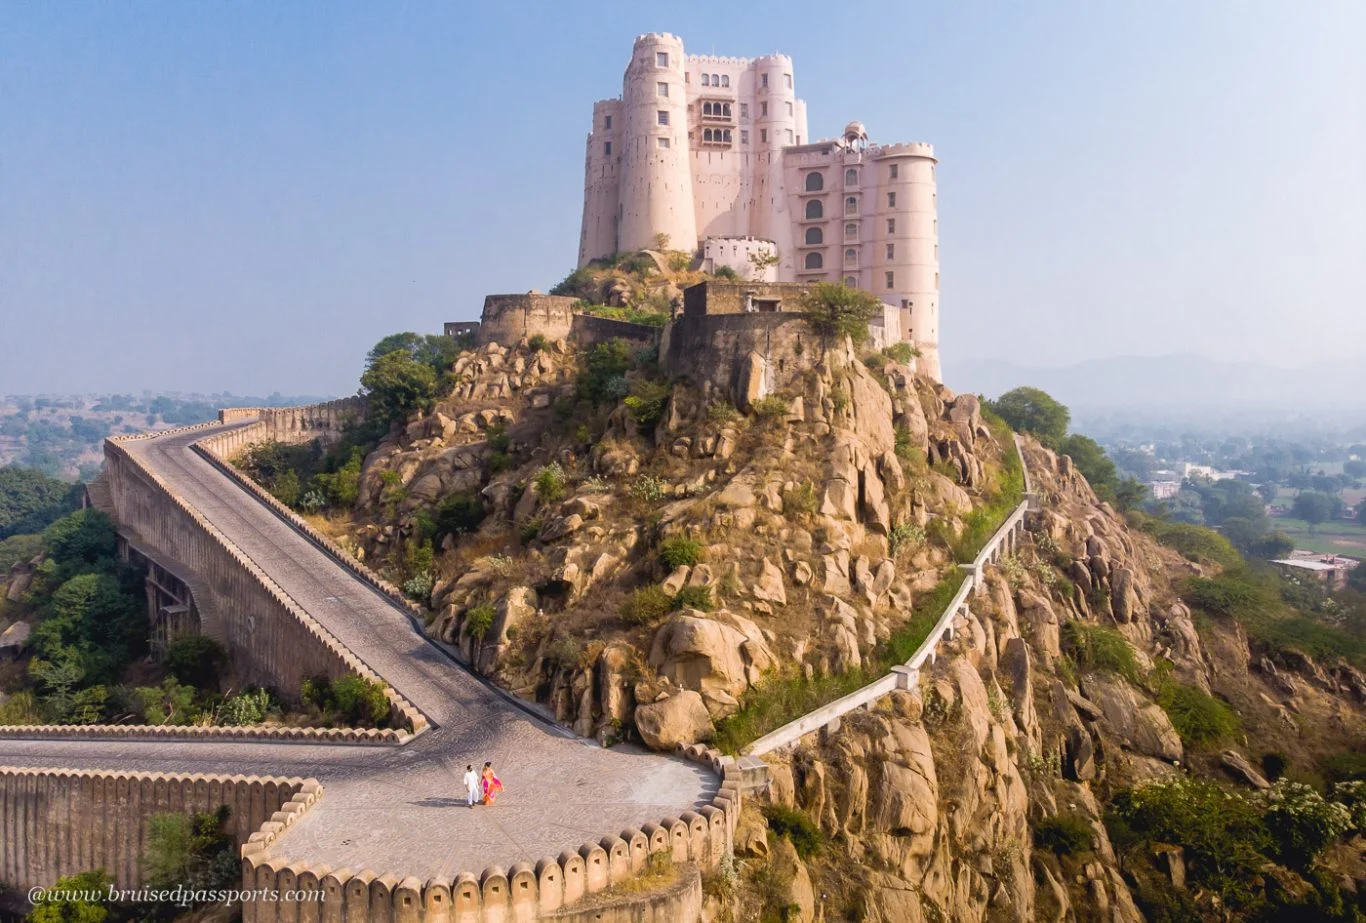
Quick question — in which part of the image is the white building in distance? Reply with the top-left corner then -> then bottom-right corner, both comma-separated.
577,33 -> 943,380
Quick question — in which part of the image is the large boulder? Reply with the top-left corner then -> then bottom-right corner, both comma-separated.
1082,676 -> 1183,763
634,691 -> 714,750
648,611 -> 775,704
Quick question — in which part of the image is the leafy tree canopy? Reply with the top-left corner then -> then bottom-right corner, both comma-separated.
0,465 -> 82,540
365,332 -> 461,378
1292,490 -> 1341,530
798,282 -> 882,346
985,386 -> 1070,448
360,350 -> 438,427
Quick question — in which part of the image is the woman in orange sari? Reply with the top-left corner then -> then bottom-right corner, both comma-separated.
480,761 -> 503,805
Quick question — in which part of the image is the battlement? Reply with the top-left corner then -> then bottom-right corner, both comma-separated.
686,53 -> 753,66
872,141 -> 936,159
633,32 -> 682,46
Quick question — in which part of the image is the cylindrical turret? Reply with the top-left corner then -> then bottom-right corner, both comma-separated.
750,54 -> 798,260
616,33 -> 697,254
578,100 -> 623,265
875,142 -> 940,381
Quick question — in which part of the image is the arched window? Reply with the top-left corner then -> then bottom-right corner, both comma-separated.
845,196 -> 858,215
701,73 -> 710,86
844,222 -> 858,240
845,275 -> 858,286
703,128 -> 713,142
805,199 -> 823,220
804,172 -> 824,192
722,129 -> 732,142
702,101 -> 712,116
845,167 -> 858,186
804,252 -> 823,270
805,227 -> 823,245
711,74 -> 719,85
722,103 -> 731,117
721,75 -> 730,87
845,248 -> 857,264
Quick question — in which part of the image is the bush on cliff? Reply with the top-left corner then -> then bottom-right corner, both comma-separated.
984,386 -> 1069,449
798,282 -> 881,346
0,464 -> 82,540
361,350 -> 438,427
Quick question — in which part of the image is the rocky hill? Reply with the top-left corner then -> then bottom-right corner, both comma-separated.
278,331 -> 1365,922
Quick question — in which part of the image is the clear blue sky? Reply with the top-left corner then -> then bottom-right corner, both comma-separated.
2,1 -> 1362,395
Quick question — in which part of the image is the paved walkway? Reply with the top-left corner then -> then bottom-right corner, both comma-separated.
0,425 -> 712,880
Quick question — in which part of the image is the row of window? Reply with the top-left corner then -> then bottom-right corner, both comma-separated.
801,242 -> 902,260
699,73 -> 729,87
701,101 -> 732,118
802,194 -> 902,219
701,128 -> 732,144
804,164 -> 900,192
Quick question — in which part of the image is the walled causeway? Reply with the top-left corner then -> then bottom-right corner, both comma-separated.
0,412 -> 738,922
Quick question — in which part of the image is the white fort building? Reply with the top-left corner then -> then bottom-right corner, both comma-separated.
577,32 -> 943,380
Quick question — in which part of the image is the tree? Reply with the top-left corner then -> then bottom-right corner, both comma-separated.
798,282 -> 882,346
1358,497 -> 1366,526
364,332 -> 461,378
360,350 -> 438,427
1058,434 -> 1118,496
1292,491 -> 1339,532
28,870 -> 112,923
986,387 -> 1070,448
42,509 -> 118,577
747,249 -> 779,279
0,465 -> 81,540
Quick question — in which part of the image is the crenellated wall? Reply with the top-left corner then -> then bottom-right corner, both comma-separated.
0,767 -> 317,890
216,397 -> 366,447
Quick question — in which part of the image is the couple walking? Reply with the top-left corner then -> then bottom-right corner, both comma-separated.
463,762 -> 503,807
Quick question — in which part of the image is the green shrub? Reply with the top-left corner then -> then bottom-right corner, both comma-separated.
750,395 -> 790,419
28,870 -> 113,923
144,806 -> 237,894
782,482 -> 819,518
1261,751 -> 1290,782
433,492 -> 485,544
1182,572 -> 1274,619
302,674 -> 389,727
1156,681 -> 1239,747
1032,812 -> 1095,857
528,333 -> 549,352
533,462 -> 567,502
134,678 -> 200,726
1260,780 -> 1353,868
763,804 -> 825,859
1062,621 -> 1140,682
888,521 -> 925,556
624,379 -> 672,432
1323,750 -> 1366,782
628,475 -> 667,503
164,636 -> 227,689
882,342 -> 917,364
1142,517 -> 1241,569
485,423 -> 511,453
671,584 -> 714,612
621,586 -> 673,626
659,536 -> 702,569
465,603 -> 496,640
712,264 -> 739,281
218,688 -> 274,726
577,340 -> 635,404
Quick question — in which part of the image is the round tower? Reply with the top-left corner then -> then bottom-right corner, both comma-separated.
884,142 -> 941,381
750,54 -> 798,261
578,99 -> 623,265
616,33 -> 697,254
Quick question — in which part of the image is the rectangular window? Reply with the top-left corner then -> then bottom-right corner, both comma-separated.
604,115 -> 612,130
785,73 -> 792,88
657,82 -> 668,97
740,130 -> 749,145
785,101 -> 793,116
886,271 -> 895,290
889,164 -> 898,179
740,103 -> 749,118
761,74 -> 769,88
657,137 -> 670,149
760,129 -> 768,143
656,52 -> 669,67
657,110 -> 669,126
761,102 -> 768,116
887,218 -> 896,234
886,243 -> 894,260
785,129 -> 793,144
604,142 -> 611,156
888,192 -> 896,207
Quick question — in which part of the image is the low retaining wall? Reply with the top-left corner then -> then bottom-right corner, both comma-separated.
0,766 -> 318,890
95,419 -> 425,742
746,437 -> 1038,757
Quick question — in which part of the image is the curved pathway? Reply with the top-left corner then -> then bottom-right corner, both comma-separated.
0,425 -> 712,881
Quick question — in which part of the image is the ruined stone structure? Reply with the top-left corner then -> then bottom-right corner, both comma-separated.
447,293 -> 660,352
578,33 -> 942,379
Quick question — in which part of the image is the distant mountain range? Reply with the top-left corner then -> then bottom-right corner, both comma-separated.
944,354 -> 1366,414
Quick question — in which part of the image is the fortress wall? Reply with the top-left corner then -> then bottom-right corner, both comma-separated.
476,295 -> 579,347
662,312 -> 819,401
99,427 -> 422,740
0,767 -> 314,890
568,314 -> 659,349
217,397 -> 367,446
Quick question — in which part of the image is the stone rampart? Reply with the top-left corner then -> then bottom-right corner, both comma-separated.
477,294 -> 580,346
569,313 -> 659,348
661,312 -> 818,404
0,766 -> 317,890
98,428 -> 424,741
217,397 -> 365,446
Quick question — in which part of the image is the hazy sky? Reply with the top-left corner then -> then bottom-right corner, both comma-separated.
2,1 -> 1363,396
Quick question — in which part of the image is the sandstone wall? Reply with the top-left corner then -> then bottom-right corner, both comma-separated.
217,397 -> 366,447
568,313 -> 659,349
661,312 -> 818,402
98,432 -> 421,739
477,295 -> 579,347
0,767 -> 314,890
